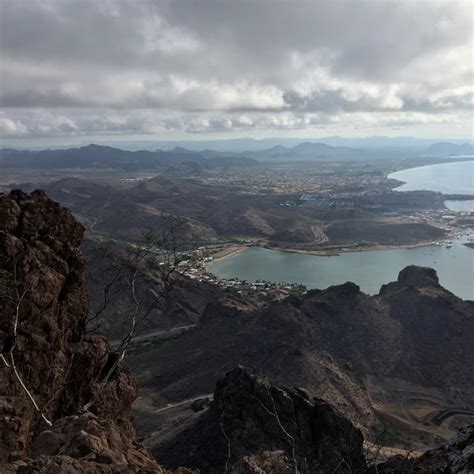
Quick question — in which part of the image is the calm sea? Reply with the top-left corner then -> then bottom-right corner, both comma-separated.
389,160 -> 474,194
209,233 -> 474,300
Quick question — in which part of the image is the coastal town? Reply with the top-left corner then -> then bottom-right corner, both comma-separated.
169,199 -> 473,302
174,244 -> 307,302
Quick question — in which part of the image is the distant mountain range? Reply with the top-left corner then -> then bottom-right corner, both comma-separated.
87,136 -> 474,152
1,140 -> 473,170
241,141 -> 360,160
426,142 -> 474,156
0,142 -> 364,169
0,144 -> 259,171
4,136 -> 473,153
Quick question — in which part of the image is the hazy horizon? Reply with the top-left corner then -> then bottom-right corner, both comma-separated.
3,135 -> 474,152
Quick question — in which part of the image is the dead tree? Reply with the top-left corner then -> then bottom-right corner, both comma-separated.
82,214 -> 201,411
0,214 -> 199,418
0,260 -> 52,426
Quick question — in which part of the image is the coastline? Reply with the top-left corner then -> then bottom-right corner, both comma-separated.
208,230 -> 467,264
206,245 -> 248,266
267,233 -> 460,257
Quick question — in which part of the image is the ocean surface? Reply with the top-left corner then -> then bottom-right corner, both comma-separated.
209,233 -> 474,300
390,160 -> 474,212
444,200 -> 474,213
389,160 -> 474,194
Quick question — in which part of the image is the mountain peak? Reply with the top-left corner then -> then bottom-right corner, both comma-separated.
379,265 -> 440,295
170,146 -> 193,153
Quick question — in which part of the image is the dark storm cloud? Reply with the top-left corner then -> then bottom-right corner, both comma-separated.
0,0 -> 472,137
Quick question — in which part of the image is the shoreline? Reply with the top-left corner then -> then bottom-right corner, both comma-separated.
387,159 -> 474,195
206,245 -> 247,266
267,239 -> 447,257
267,230 -> 463,257
208,229 -> 471,263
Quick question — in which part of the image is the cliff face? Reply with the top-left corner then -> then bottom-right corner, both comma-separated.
0,190 -> 162,471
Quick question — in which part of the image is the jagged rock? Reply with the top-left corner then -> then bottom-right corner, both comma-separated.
154,366 -> 367,473
12,412 -> 196,473
379,264 -> 440,294
0,191 -> 170,472
377,424 -> 474,473
16,412 -> 162,473
8,457 -> 195,474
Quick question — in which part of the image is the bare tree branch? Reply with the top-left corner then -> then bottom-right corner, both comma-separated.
1,257 -> 53,426
82,214 -> 201,412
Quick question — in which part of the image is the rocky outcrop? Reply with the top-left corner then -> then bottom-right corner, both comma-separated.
0,190 -> 164,471
154,366 -> 367,473
379,264 -> 441,294
377,424 -> 474,473
10,413 -> 168,473
423,424 -> 474,473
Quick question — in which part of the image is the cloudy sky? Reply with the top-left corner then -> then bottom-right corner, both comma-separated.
0,0 -> 472,145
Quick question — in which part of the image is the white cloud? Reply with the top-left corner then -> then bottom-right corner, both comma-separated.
0,115 -> 28,136
0,0 -> 472,139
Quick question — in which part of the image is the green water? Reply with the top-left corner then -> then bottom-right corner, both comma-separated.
209,233 -> 474,300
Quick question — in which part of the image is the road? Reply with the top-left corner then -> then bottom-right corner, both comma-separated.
154,393 -> 214,413
311,224 -> 328,244
109,324 -> 197,349
89,216 -> 98,231
431,408 -> 474,426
